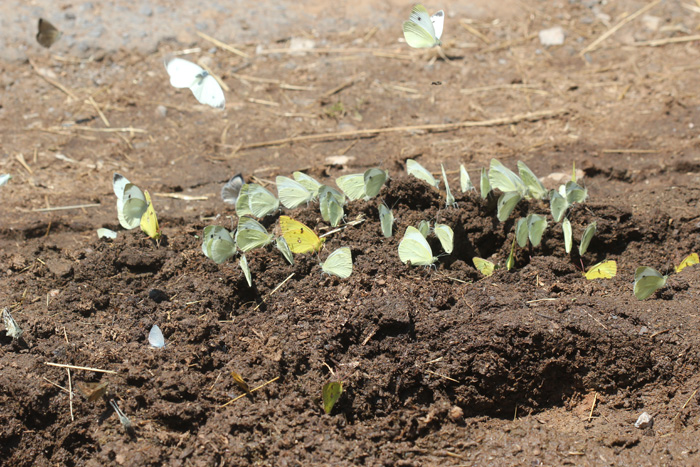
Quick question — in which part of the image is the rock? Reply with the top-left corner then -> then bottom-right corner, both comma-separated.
634,411 -> 653,429
539,26 -> 565,46
45,258 -> 74,278
449,405 -> 464,422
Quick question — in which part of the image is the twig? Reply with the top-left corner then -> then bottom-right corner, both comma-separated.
42,376 -> 73,395
196,31 -> 249,58
67,369 -> 75,422
32,203 -> 101,212
197,61 -> 230,92
602,148 -> 656,154
45,362 -> 117,374
526,298 -> 558,303
28,58 -> 79,100
52,126 -> 146,134
254,273 -> 295,311
322,74 -> 363,99
461,83 -> 548,96
425,370 -> 459,383
87,96 -> 110,127
459,20 -> 491,43
633,34 -> 700,47
15,153 -> 34,175
219,376 -> 280,408
153,193 -> 208,201
227,108 -> 567,150
247,98 -> 279,107
580,0 -> 662,55
588,392 -> 598,421
482,33 -> 538,53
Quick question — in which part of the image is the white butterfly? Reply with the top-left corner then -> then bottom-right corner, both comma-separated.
164,57 -> 225,109
403,4 -> 444,49
221,173 -> 244,204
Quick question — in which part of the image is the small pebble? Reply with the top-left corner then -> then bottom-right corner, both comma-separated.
634,411 -> 653,429
539,26 -> 565,46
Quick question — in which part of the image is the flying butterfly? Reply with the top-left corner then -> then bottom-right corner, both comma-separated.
36,18 -> 62,48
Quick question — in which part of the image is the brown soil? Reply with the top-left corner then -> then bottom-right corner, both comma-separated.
2,1 -> 700,465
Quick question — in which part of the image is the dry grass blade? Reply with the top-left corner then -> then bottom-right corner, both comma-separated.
219,376 -> 280,408
32,204 -> 101,212
28,58 -> 79,100
580,0 -> 662,55
633,35 -> 700,47
196,31 -> 249,58
45,362 -> 117,374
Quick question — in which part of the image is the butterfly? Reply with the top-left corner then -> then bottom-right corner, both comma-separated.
402,4 -> 444,49
441,164 -> 456,208
221,173 -> 244,204
472,257 -> 495,277
433,223 -> 454,254
319,186 -> 345,227
578,222 -> 597,256
113,173 -> 147,230
293,172 -> 323,199
77,381 -> 109,402
140,191 -> 161,242
562,218 -> 573,253
633,266 -> 668,300
2,307 -> 23,339
279,216 -> 325,254
675,253 -> 699,273
201,225 -> 237,264
0,174 -> 10,187
164,57 -> 225,109
379,204 -> 394,238
460,164 -> 474,193
231,371 -> 251,395
239,255 -> 252,287
322,381 -> 343,415
235,217 -> 273,252
97,228 -> 117,240
406,159 -> 438,188
276,175 -> 312,209
36,18 -> 62,48
584,260 -> 617,280
321,247 -> 353,279
148,324 -> 166,348
398,226 -> 437,266
276,237 -> 294,265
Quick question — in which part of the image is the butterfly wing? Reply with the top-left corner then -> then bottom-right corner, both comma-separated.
148,325 -> 165,348
239,255 -> 253,287
221,174 -> 244,204
434,223 -> 454,254
191,74 -> 225,109
321,247 -> 353,279
276,176 -> 312,209
336,174 -> 366,201
165,58 -> 203,88
140,191 -> 161,241
430,10 -> 445,40
37,19 -> 62,48
118,183 -> 147,230
398,226 -> 435,266
406,159 -> 438,187
472,257 -> 495,277
379,204 -> 394,238
363,168 -> 387,199
279,216 -> 324,254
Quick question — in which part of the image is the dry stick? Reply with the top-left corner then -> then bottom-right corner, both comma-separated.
28,58 -> 79,100
322,74 -> 363,99
257,46 -> 399,55
482,33 -> 538,53
673,389 -> 698,421
229,108 -> 567,151
32,203 -> 101,212
87,96 -> 110,127
15,153 -> 34,175
425,370 -> 459,383
219,376 -> 280,408
195,31 -> 249,58
459,20 -> 491,43
633,34 -> 700,47
67,368 -> 75,422
254,273 -> 295,311
588,392 -> 598,421
51,126 -> 147,134
45,362 -> 117,374
42,376 -> 73,395
248,98 -> 279,107
579,0 -> 662,55
153,193 -> 208,201
461,83 -> 548,96
602,148 -> 656,154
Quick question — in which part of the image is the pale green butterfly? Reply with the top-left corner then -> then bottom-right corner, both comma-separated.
235,183 -> 253,217
516,217 -> 529,248
336,173 -> 366,201
506,236 -> 516,271
202,225 -> 237,264
239,254 -> 252,287
433,223 -> 454,254
402,4 -> 444,49
550,190 -> 569,223
398,226 -> 437,266
321,247 -> 353,279
118,183 -> 148,230
460,164 -> 474,192
489,159 -> 526,196
633,266 -> 668,300
441,164 -> 456,208
578,222 -> 597,256
480,167 -> 491,199
97,228 -> 118,240
527,214 -> 547,247
320,190 -> 344,227
276,175 -> 312,209
235,216 -> 274,252
496,191 -> 522,222
246,183 -> 279,217
517,161 -> 547,200
564,181 -> 588,204
363,168 -> 387,199
318,185 -> 346,205
379,204 -> 394,238
293,171 -> 323,199
0,174 -> 11,187
562,218 -> 572,254
3,307 -> 23,339
406,159 -> 439,188
417,220 -> 431,238
276,237 -> 294,265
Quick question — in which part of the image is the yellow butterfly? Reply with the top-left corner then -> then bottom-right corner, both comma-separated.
472,257 -> 495,277
140,191 -> 161,241
279,216 -> 325,254
675,253 -> 699,273
584,260 -> 617,280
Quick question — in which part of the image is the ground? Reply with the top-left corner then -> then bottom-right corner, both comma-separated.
2,0 -> 700,465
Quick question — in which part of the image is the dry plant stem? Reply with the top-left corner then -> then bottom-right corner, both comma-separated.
28,58 -> 79,100
87,97 -> 110,127
219,376 -> 280,408
633,35 -> 700,47
53,126 -> 147,134
229,108 -> 567,150
254,273 -> 295,311
580,0 -> 662,55
153,193 -> 208,201
67,369 -> 75,422
197,61 -> 230,92
15,153 -> 33,174
588,392 -> 598,421
425,370 -> 459,383
195,31 -> 249,58
45,362 -> 117,374
32,204 -> 101,212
